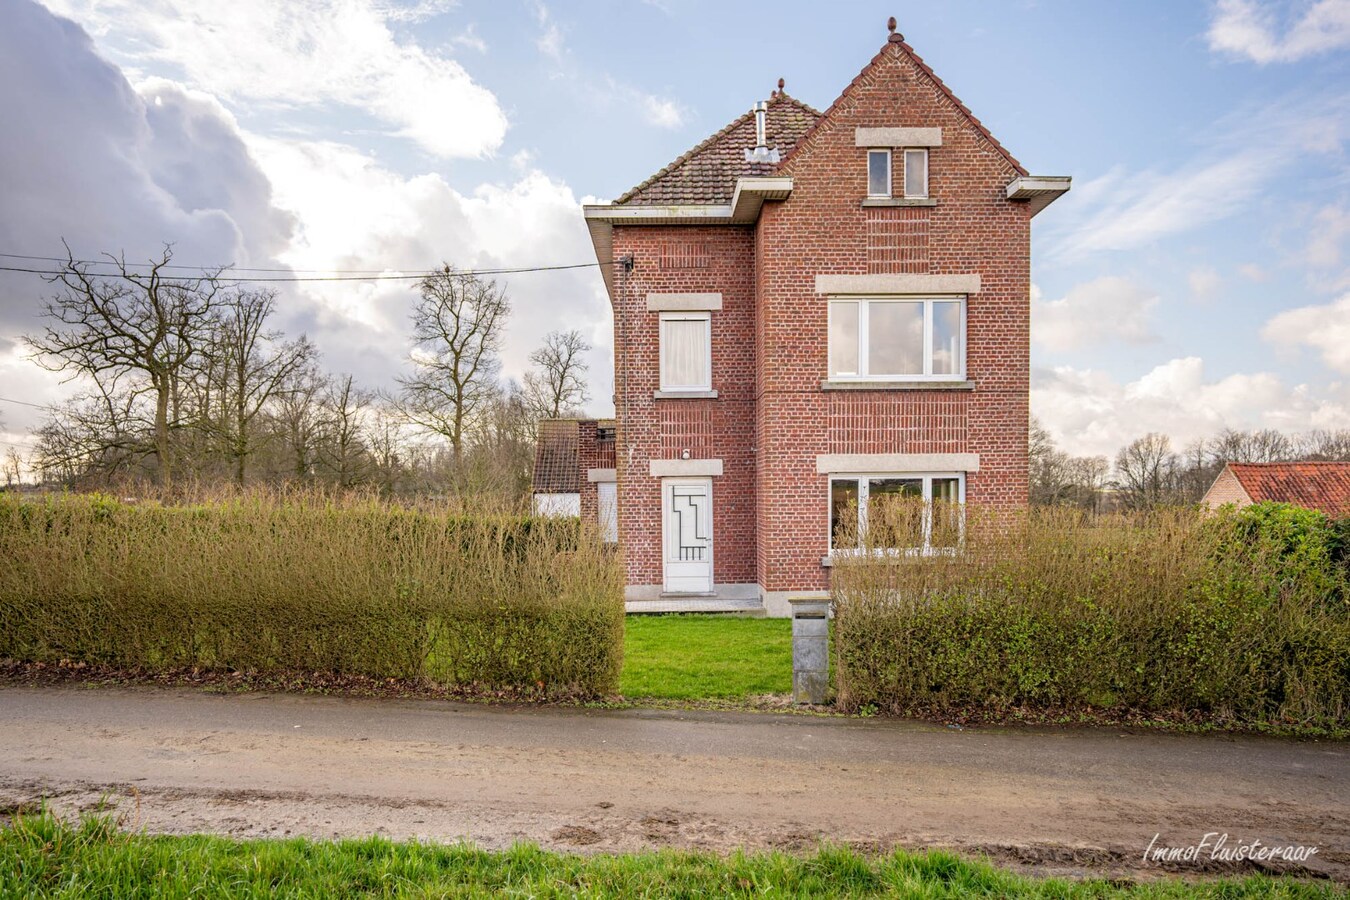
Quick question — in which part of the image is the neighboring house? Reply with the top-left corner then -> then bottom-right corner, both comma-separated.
1202,462 -> 1350,518
577,19 -> 1069,615
531,419 -> 618,542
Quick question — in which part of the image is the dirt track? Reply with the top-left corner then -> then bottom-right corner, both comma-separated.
0,686 -> 1346,881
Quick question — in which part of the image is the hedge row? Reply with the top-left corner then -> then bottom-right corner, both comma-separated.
831,503 -> 1350,729
0,493 -> 624,696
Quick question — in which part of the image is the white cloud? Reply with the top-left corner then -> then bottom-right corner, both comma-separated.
1304,203 -> 1350,267
1043,94 -> 1348,262
1031,276 -> 1159,352
1033,357 -> 1350,457
1239,262 -> 1270,281
1262,293 -> 1350,374
1207,0 -> 1350,64
246,138 -> 615,408
638,93 -> 686,129
43,0 -> 508,159
1187,266 -> 1222,302
534,2 -> 565,61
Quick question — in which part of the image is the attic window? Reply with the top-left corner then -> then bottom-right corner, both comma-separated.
903,149 -> 928,199
867,150 -> 891,198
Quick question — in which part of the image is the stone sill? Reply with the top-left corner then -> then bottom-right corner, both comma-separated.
861,198 -> 937,208
654,389 -> 718,400
820,380 -> 974,391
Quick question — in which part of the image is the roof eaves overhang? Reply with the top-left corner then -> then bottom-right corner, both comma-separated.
1006,175 -> 1071,217
729,176 -> 794,224
582,188 -> 791,297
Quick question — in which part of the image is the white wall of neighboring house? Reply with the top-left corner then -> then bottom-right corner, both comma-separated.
533,492 -> 580,516
597,480 -> 618,543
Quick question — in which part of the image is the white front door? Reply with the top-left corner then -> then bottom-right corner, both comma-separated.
662,478 -> 712,593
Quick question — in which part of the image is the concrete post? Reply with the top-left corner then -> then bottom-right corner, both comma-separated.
789,596 -> 830,705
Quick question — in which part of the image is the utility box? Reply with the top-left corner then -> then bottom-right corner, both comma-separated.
789,596 -> 830,705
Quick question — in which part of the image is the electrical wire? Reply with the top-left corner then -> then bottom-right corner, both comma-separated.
0,395 -> 54,411
0,258 -> 599,283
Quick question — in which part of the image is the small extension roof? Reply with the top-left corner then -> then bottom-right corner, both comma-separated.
1221,462 -> 1350,517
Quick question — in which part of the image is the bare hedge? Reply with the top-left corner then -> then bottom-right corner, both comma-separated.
831,504 -> 1350,729
0,492 -> 624,696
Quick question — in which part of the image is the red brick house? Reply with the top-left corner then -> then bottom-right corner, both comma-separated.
579,19 -> 1069,615
1202,462 -> 1350,518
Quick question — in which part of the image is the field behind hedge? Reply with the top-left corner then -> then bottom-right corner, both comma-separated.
832,503 -> 1350,731
0,491 -> 625,696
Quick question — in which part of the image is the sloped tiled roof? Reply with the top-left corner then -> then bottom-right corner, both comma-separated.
615,93 -> 821,206
1227,462 -> 1350,517
531,420 -> 579,494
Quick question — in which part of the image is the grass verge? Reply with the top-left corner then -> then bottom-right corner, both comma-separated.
0,810 -> 1339,899
620,614 -> 792,700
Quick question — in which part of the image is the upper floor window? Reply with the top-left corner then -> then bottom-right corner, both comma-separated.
903,148 -> 928,199
828,297 -> 964,380
659,311 -> 711,391
867,149 -> 891,198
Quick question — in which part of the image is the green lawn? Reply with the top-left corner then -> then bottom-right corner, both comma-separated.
2,811 -> 1337,899
621,614 -> 792,700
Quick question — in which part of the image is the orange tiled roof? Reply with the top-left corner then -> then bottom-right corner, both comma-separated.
1228,462 -> 1350,517
614,93 -> 821,206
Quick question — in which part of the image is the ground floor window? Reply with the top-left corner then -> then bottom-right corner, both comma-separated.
829,473 -> 964,554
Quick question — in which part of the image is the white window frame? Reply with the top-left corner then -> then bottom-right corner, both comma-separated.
827,295 -> 966,381
903,148 -> 928,199
658,311 -> 712,392
828,472 -> 965,556
867,149 -> 892,199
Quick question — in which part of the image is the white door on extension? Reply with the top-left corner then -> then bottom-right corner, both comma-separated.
662,478 -> 712,594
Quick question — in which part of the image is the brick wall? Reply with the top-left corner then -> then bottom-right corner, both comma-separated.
576,419 -> 616,525
1201,467 -> 1252,510
610,227 -> 758,589
755,40 -> 1031,592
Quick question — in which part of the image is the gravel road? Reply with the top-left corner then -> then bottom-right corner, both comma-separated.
1,686 -> 1345,881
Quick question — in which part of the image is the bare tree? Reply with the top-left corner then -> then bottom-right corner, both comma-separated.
1294,429 -> 1350,461
3,446 -> 22,488
197,289 -> 314,485
24,245 -> 224,486
1207,427 -> 1293,464
524,329 -> 590,421
394,267 -> 510,458
1114,433 -> 1181,509
267,364 -> 326,481
317,373 -> 373,487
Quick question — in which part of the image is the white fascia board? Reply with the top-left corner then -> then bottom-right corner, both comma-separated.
815,273 -> 981,295
816,453 -> 981,474
1005,176 -> 1071,217
582,204 -> 733,224
855,127 -> 942,147
650,458 -> 724,477
729,176 -> 794,225
583,215 -> 615,297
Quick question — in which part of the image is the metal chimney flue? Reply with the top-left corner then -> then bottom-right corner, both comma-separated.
744,100 -> 780,164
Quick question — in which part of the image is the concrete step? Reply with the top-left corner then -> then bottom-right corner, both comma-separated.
625,597 -> 766,616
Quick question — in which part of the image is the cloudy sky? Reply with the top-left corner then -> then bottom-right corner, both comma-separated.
1,0 -> 1348,464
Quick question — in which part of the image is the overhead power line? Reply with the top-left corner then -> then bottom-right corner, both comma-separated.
0,256 -> 599,284
0,395 -> 54,411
